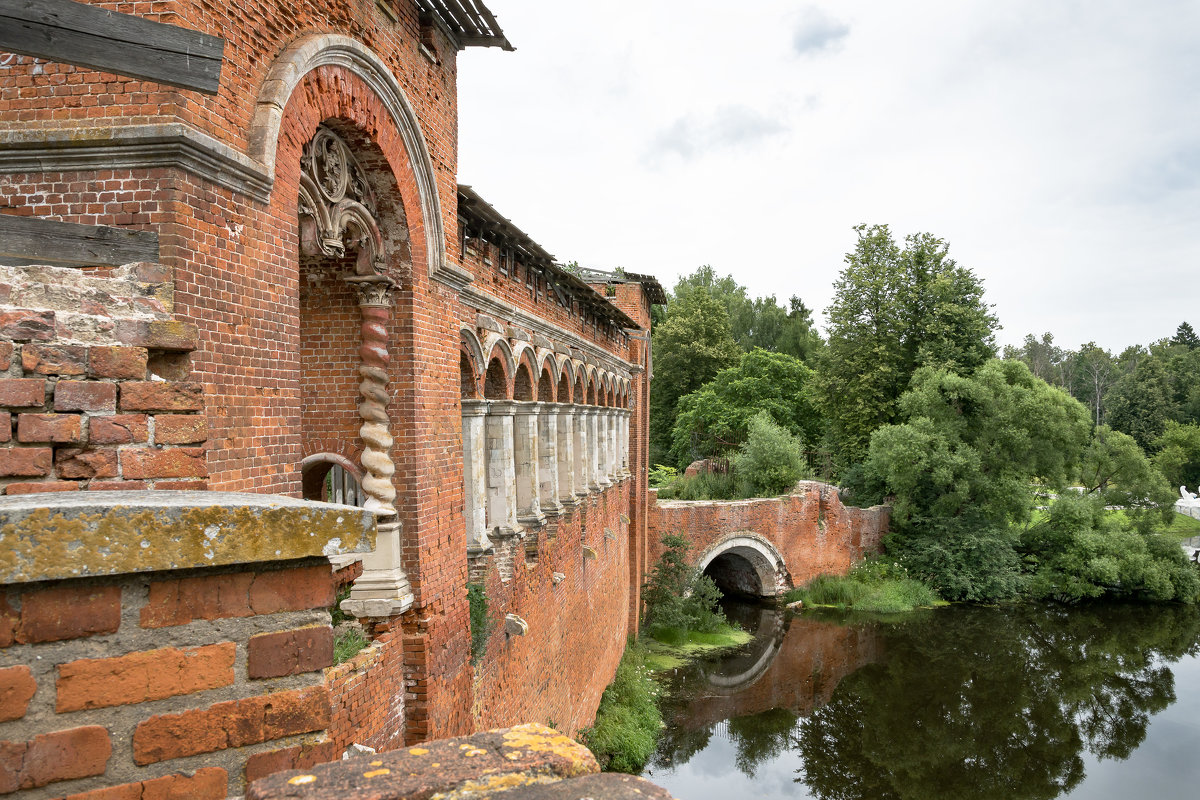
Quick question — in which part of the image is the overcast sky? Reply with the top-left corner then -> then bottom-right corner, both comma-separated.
457,1 -> 1200,352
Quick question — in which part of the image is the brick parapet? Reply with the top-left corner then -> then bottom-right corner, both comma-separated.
0,560 -> 339,799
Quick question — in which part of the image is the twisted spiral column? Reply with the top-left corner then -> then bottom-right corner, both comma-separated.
350,277 -> 398,517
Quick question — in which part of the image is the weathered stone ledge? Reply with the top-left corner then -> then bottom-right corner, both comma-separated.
0,490 -> 376,584
245,723 -> 674,800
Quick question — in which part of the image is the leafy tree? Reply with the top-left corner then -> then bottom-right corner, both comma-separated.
865,360 -> 1092,600
649,290 -> 741,463
1073,342 -> 1115,425
668,349 -> 820,466
821,225 -> 999,466
1106,355 -> 1175,450
642,534 -> 727,637
732,411 -> 808,497
1002,332 -> 1075,393
1076,426 -> 1175,534
1171,321 -> 1199,349
672,265 -> 756,347
1154,421 -> 1200,490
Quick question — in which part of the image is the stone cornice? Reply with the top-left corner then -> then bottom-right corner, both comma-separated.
0,123 -> 272,202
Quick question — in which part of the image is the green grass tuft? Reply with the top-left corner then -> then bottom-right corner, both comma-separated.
333,627 -> 368,664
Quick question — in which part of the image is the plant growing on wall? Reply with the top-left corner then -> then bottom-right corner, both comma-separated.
468,583 -> 493,665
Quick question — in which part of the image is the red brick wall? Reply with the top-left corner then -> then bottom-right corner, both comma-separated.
0,561 -> 336,798
647,482 -> 890,590
470,483 -> 632,737
1,0 -> 656,775
0,264 -> 209,494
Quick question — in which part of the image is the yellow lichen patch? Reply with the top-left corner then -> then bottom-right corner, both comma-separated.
459,743 -> 473,750
288,775 -> 316,785
505,751 -> 523,760
370,760 -> 383,766
430,772 -> 560,800
363,769 -> 390,778
500,724 -> 598,777
408,747 -> 429,755
430,762 -> 440,768
464,748 -> 487,757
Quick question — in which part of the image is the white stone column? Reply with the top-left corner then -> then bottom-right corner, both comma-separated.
538,403 -> 563,517
573,405 -> 590,499
514,402 -> 546,528
557,404 -> 577,505
461,399 -> 491,552
606,409 -> 618,481
486,400 -> 519,535
589,408 -> 608,490
620,409 -> 632,476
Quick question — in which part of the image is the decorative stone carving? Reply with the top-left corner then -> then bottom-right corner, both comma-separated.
298,125 -> 384,276
505,613 -> 529,636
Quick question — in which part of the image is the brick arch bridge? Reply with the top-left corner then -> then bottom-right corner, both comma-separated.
648,481 -> 891,600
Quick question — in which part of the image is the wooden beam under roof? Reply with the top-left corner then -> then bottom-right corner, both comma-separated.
0,0 -> 225,94
416,0 -> 513,51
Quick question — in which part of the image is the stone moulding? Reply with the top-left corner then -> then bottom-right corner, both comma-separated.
0,123 -> 272,202
0,490 -> 377,584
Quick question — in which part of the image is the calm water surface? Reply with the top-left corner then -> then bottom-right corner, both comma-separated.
645,600 -> 1200,799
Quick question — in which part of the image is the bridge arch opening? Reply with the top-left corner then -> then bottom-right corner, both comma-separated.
696,535 -> 790,599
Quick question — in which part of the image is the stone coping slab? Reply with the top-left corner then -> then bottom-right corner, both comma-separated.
246,723 -> 598,800
0,491 -> 376,584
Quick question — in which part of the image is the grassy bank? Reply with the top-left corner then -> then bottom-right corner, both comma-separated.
585,621 -> 752,772
785,558 -> 945,613
581,642 -> 663,773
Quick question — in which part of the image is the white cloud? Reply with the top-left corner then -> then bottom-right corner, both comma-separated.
791,6 -> 850,55
458,0 -> 1200,352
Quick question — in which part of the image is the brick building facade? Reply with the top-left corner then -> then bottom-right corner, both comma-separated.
0,1 -> 661,795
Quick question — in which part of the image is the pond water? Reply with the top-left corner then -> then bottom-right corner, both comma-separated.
645,600 -> 1200,799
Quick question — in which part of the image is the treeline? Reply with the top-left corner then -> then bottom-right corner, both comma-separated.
1004,327 -> 1200,488
649,224 -> 1200,604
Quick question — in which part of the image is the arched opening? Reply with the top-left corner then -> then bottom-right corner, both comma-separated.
513,364 -> 533,401
301,454 -> 366,506
697,536 -> 789,598
573,375 -> 585,407
461,352 -> 478,399
484,358 -> 508,400
297,120 -> 409,495
557,371 -> 571,403
538,367 -> 554,402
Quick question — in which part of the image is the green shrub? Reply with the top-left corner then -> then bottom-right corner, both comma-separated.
583,643 -> 663,773
642,535 -> 727,637
733,411 -> 808,497
1021,493 -> 1200,603
655,470 -> 740,501
649,464 -> 679,488
468,583 -> 493,665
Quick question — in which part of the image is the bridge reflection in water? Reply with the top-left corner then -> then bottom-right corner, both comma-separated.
647,601 -> 1200,800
